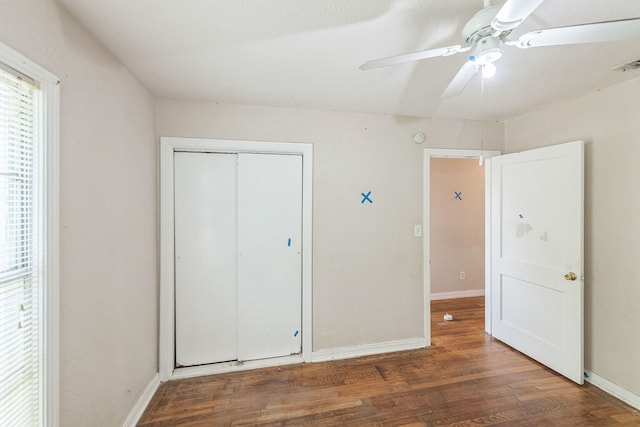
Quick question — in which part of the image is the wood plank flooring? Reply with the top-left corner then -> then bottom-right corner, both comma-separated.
138,297 -> 640,426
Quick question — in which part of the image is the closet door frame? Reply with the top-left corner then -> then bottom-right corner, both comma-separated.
159,137 -> 313,381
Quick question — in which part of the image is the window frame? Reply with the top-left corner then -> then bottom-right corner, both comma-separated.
0,41 -> 60,427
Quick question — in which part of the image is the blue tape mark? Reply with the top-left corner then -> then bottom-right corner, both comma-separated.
294,330 -> 299,337
361,191 -> 373,204
454,191 -> 462,200
287,238 -> 292,247
519,213 -> 524,219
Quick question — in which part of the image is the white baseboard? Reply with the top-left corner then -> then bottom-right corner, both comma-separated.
585,370 -> 640,411
430,289 -> 485,301
170,354 -> 303,380
122,373 -> 160,427
311,338 -> 426,363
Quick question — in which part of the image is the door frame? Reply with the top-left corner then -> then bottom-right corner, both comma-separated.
423,149 -> 500,345
159,137 -> 313,381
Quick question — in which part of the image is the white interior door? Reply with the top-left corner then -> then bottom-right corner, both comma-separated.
174,152 -> 238,366
237,153 -> 302,360
490,141 -> 584,384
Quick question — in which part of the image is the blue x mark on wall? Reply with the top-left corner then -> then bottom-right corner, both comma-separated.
361,191 -> 373,204
454,191 -> 462,201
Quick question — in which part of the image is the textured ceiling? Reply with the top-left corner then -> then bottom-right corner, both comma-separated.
56,0 -> 640,121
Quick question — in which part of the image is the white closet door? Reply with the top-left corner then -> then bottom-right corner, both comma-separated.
237,153 -> 302,360
174,152 -> 238,366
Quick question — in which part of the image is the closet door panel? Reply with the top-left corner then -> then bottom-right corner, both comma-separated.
174,152 -> 238,366
237,153 -> 302,360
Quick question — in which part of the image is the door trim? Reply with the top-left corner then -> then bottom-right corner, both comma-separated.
159,137 -> 313,381
422,149 -> 500,345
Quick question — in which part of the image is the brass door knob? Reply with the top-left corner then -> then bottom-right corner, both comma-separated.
564,272 -> 577,281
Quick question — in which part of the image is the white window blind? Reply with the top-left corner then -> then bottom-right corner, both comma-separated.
0,66 -> 40,426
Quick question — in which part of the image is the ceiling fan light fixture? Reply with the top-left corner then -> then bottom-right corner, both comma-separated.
475,47 -> 503,65
482,62 -> 497,79
474,36 -> 503,66
361,0 -> 640,100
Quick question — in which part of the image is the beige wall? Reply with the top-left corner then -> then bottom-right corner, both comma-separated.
156,99 -> 504,350
505,77 -> 640,396
430,158 -> 485,296
0,1 -> 158,425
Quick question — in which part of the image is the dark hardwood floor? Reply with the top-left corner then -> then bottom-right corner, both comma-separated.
139,297 -> 640,426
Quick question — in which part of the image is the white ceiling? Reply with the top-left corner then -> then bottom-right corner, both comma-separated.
56,0 -> 640,121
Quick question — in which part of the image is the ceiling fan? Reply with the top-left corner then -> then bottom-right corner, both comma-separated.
360,0 -> 640,99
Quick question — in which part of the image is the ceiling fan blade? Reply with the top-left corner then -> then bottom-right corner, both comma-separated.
359,45 -> 469,70
441,61 -> 479,99
512,18 -> 640,48
492,0 -> 545,32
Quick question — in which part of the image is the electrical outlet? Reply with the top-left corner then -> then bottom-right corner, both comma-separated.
460,271 -> 465,280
